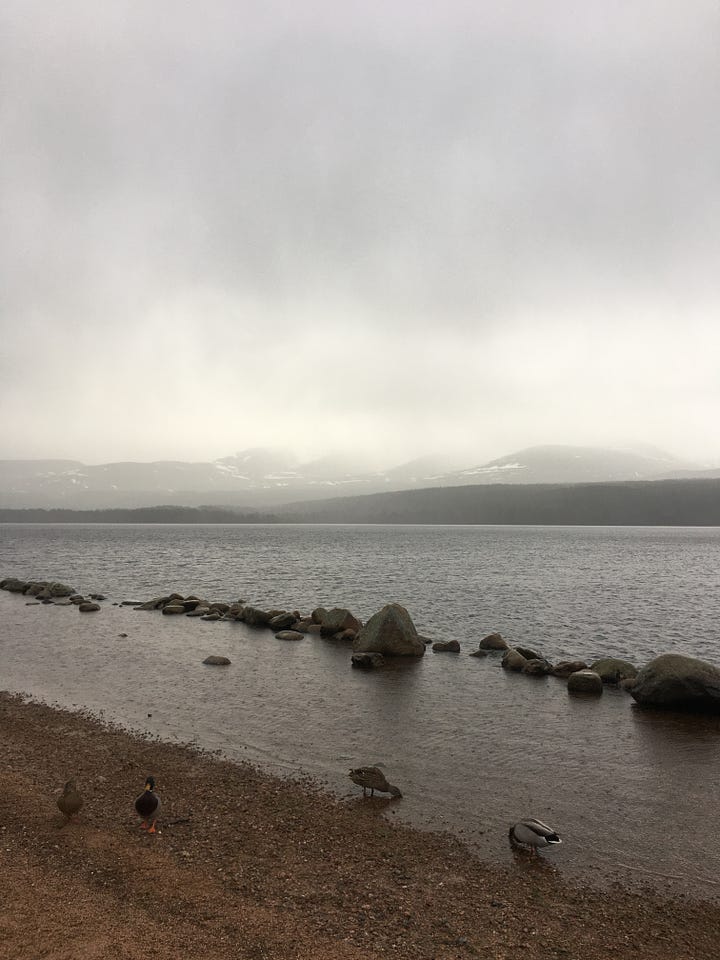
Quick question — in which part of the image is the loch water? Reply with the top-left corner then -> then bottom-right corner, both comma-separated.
1,522 -> 719,894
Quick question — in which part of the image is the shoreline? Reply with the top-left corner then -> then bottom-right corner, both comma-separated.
1,691 -> 718,959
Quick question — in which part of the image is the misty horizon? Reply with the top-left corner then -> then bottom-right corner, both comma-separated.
2,1 -> 719,467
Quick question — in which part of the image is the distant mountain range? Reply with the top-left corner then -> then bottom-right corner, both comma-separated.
0,444 -> 715,510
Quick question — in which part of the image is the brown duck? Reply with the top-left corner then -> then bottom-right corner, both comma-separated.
134,775 -> 161,833
57,779 -> 83,823
348,766 -> 402,798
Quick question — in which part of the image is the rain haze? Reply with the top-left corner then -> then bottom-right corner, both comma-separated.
1,0 -> 719,469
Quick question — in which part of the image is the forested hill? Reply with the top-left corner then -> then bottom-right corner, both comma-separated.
0,506 -> 267,524
1,478 -> 720,525
278,478 -> 720,526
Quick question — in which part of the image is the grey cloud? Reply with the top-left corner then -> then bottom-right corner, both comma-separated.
1,1 -> 719,465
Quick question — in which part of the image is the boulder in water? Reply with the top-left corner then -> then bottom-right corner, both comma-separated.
269,612 -> 297,631
631,654 -> 720,713
501,649 -> 528,672
590,657 -> 638,684
352,603 -> 425,657
432,639 -> 461,653
242,606 -> 271,626
320,608 -> 362,637
479,632 -> 508,651
567,669 -> 603,695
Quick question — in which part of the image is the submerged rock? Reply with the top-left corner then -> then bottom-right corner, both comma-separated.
631,654 -> 720,713
203,655 -> 231,666
275,630 -> 304,641
351,652 -> 385,668
590,657 -> 638,684
78,602 -> 101,613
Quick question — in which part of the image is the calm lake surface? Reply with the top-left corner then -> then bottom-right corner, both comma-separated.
1,522 -> 719,894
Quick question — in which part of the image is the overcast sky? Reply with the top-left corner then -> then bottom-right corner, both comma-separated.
1,0 -> 719,468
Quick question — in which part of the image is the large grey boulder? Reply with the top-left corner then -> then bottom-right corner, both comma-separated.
631,654 -> 720,713
590,657 -> 638,684
352,603 -> 425,657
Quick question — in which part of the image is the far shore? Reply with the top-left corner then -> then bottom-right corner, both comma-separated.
1,691 -> 718,960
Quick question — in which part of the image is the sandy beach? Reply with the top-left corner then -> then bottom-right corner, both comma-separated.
0,690 -> 717,960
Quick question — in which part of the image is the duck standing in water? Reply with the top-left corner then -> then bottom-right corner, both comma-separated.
57,779 -> 83,824
349,766 -> 403,798
135,776 -> 161,833
508,818 -> 562,856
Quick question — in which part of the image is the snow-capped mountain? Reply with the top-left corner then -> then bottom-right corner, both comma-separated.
0,444 -> 704,510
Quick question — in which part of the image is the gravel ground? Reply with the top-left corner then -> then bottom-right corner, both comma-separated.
0,691 -> 717,960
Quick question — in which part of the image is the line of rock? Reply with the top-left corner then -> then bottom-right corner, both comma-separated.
3,576 -> 719,714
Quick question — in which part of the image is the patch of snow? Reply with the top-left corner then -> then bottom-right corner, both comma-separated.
459,462 -> 523,477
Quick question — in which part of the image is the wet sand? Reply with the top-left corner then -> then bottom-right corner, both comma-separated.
0,690 -> 717,960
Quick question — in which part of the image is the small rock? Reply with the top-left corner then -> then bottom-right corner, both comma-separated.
479,632 -> 508,651
432,639 -> 461,652
501,649 -> 528,672
203,655 -> 231,666
567,669 -> 604,695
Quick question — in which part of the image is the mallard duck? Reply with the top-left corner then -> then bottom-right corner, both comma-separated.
348,766 -> 402,798
57,779 -> 83,823
135,775 -> 161,833
508,818 -> 561,855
